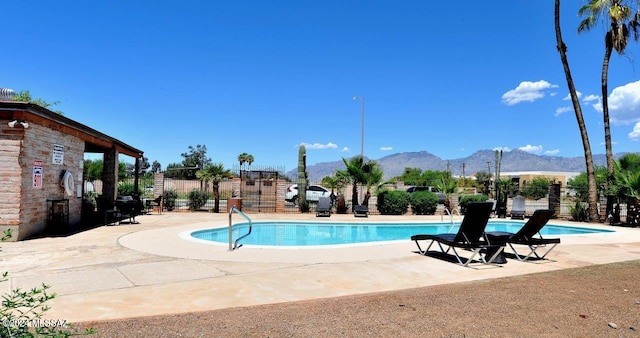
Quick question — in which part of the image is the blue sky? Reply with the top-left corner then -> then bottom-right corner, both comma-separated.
3,1 -> 640,172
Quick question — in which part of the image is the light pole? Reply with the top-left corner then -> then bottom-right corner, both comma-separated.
353,96 -> 365,205
352,96 -> 365,159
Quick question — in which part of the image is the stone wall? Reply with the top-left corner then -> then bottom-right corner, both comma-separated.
0,120 -> 84,240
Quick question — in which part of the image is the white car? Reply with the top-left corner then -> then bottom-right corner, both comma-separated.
286,184 -> 331,205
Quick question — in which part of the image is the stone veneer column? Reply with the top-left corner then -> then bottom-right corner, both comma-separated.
275,179 -> 286,213
102,148 -> 118,204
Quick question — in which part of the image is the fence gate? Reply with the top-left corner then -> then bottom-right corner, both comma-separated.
238,166 -> 284,213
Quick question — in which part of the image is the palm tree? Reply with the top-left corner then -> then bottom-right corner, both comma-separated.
342,156 -> 367,207
197,163 -> 233,213
555,0 -> 600,222
361,161 -> 383,207
578,0 -> 640,217
237,153 -> 249,169
615,153 -> 640,225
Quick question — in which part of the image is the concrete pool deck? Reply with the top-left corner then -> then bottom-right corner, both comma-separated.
1,212 -> 639,323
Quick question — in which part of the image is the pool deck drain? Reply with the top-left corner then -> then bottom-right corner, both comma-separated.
2,212 -> 639,323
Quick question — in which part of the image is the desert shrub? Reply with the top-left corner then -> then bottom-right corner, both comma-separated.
459,194 -> 489,214
409,191 -> 438,215
1,229 -> 95,337
376,190 -> 409,215
570,200 -> 589,222
188,189 -> 209,211
163,189 -> 178,211
117,182 -> 137,197
298,200 -> 310,213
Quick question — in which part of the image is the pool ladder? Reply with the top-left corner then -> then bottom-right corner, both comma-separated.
228,206 -> 252,251
442,207 -> 462,230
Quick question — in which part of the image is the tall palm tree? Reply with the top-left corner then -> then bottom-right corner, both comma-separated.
197,163 -> 233,213
578,0 -> 640,217
555,0 -> 600,222
237,153 -> 249,169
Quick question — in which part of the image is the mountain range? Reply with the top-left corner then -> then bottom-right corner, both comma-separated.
286,150 -> 629,181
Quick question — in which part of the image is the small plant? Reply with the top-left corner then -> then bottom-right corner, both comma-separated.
298,200 -> 310,213
117,182 -> 137,197
570,200 -> 589,222
459,194 -> 489,214
409,191 -> 438,215
163,189 -> 178,211
188,189 -> 209,211
1,229 -> 95,337
376,190 -> 410,215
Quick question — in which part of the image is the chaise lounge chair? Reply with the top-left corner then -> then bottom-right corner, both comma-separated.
316,197 -> 331,217
511,195 -> 526,219
487,209 -> 560,261
353,205 -> 369,217
410,201 -> 503,267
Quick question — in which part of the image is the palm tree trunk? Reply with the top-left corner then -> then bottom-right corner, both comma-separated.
602,41 -> 616,219
352,183 -> 359,207
555,0 -> 600,222
213,180 -> 220,213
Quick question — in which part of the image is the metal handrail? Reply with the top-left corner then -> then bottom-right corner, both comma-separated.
442,207 -> 462,230
228,206 -> 252,251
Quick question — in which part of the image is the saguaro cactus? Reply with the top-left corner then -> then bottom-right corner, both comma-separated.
298,145 -> 308,210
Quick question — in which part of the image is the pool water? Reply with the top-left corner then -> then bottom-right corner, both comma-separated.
190,221 -> 613,247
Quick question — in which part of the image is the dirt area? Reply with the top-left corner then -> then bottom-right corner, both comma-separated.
77,259 -> 640,337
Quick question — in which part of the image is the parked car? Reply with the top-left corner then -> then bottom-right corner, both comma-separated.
286,184 -> 331,205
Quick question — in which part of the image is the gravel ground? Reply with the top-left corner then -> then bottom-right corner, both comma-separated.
77,259 -> 640,337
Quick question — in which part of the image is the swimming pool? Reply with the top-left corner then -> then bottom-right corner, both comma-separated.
189,221 -> 613,247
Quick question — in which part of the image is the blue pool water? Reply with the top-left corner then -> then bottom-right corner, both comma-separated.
190,221 -> 613,247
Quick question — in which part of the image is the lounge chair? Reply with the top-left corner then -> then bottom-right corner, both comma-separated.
353,205 -> 369,217
487,209 -> 560,261
316,197 -> 331,217
410,202 -> 502,267
511,196 -> 526,219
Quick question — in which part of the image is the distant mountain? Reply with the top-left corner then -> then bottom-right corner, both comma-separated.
286,150 -> 620,181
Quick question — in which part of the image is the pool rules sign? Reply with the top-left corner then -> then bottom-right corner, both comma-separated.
33,160 -> 43,189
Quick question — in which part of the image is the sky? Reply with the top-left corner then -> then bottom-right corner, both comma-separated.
3,1 -> 640,173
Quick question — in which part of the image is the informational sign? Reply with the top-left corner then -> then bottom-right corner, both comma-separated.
33,160 -> 43,189
52,144 -> 64,164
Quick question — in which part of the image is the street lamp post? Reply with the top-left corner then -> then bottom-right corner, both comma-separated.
353,96 -> 365,205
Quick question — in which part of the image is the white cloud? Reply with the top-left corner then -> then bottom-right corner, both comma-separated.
502,80 -> 559,105
555,106 -> 572,117
518,144 -> 543,154
380,146 -> 393,151
298,142 -> 338,150
342,147 -> 350,152
629,122 -> 640,140
606,80 -> 640,125
493,147 -> 511,152
563,91 -> 583,101
544,149 -> 560,155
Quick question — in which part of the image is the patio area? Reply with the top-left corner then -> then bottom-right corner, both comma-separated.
1,212 -> 639,323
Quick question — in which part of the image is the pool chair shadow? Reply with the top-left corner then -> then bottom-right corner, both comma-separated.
410,201 -> 504,268
487,209 -> 560,262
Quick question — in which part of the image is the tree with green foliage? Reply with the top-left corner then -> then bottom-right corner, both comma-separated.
151,160 -> 162,173
435,175 -> 457,212
555,0 -> 600,222
342,156 -> 370,207
475,171 -> 492,196
196,163 -> 233,213
567,166 -> 608,202
237,153 -> 255,170
522,177 -> 553,200
181,145 -> 211,180
361,161 -> 383,207
578,0 -> 640,218
12,90 -> 64,114
615,153 -> 640,225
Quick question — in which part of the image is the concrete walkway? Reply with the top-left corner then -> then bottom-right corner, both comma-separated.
2,212 -> 639,323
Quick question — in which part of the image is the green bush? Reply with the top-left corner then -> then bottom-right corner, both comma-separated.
298,200 -> 310,213
409,191 -> 438,215
459,194 -> 489,214
570,200 -> 589,222
117,182 -> 137,197
376,190 -> 410,215
188,189 -> 209,211
163,189 -> 178,211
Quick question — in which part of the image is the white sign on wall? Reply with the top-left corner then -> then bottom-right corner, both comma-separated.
33,160 -> 43,189
52,144 -> 64,164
